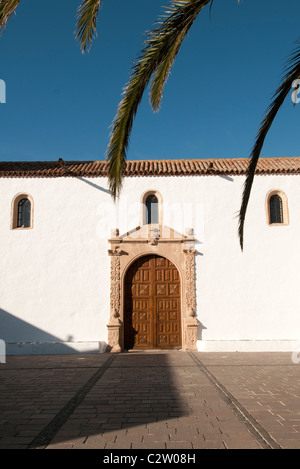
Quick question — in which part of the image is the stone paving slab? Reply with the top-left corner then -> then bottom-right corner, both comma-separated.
0,351 -> 299,449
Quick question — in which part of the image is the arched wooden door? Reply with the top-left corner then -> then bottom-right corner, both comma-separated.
124,255 -> 181,350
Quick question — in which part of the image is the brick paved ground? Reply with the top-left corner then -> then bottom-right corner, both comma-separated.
0,351 -> 300,449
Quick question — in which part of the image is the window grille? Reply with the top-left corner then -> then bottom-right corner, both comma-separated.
17,198 -> 31,228
269,194 -> 283,224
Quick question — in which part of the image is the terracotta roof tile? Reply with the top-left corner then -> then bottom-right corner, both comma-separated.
0,157 -> 300,178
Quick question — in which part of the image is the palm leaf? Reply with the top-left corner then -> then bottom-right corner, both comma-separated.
150,26 -> 190,112
107,0 -> 212,199
0,0 -> 21,34
75,0 -> 102,53
238,39 -> 300,250
149,0 -> 210,111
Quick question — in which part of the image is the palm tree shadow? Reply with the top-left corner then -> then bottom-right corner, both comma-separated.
0,310 -> 190,448
77,177 -> 111,194
51,352 -> 190,446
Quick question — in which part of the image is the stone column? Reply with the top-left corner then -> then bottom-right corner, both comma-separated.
183,246 -> 198,350
107,241 -> 123,353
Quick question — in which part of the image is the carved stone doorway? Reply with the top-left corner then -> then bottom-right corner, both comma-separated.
107,225 -> 198,353
124,255 -> 181,350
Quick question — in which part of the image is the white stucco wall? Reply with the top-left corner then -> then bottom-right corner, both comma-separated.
1,171 -> 300,353
0,177 -> 113,353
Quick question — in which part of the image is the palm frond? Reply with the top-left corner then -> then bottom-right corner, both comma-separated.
75,0 -> 102,53
149,27 -> 189,112
0,0 -> 21,34
107,0 -> 212,199
150,0 -> 211,111
238,39 -> 300,250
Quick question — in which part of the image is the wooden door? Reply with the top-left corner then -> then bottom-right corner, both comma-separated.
124,255 -> 181,350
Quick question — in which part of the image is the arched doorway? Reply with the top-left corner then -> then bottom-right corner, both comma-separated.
124,255 -> 182,350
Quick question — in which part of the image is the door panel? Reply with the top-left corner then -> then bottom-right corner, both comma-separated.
124,255 -> 181,350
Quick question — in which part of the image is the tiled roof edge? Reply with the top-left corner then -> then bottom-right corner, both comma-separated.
1,157 -> 300,178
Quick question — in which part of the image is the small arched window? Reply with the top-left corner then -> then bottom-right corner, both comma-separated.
269,194 -> 283,224
17,198 -> 31,228
266,190 -> 289,226
11,194 -> 33,229
146,195 -> 159,224
141,190 -> 163,226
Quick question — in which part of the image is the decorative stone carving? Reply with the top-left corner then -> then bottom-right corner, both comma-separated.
108,246 -> 123,257
184,248 -> 197,317
107,244 -> 123,352
148,237 -> 159,246
183,247 -> 198,350
111,228 -> 120,238
109,249 -> 121,315
107,224 -> 199,352
148,226 -> 159,245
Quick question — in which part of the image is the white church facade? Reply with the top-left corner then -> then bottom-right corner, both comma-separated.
1,156 -> 300,355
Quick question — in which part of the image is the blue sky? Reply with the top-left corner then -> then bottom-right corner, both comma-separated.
0,0 -> 299,162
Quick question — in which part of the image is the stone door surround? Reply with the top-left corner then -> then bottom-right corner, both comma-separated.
107,225 -> 198,352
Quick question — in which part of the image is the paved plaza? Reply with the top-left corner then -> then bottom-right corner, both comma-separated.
0,350 -> 300,450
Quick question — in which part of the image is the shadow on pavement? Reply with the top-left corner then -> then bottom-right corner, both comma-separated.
50,352 -> 190,447
0,352 -> 191,449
